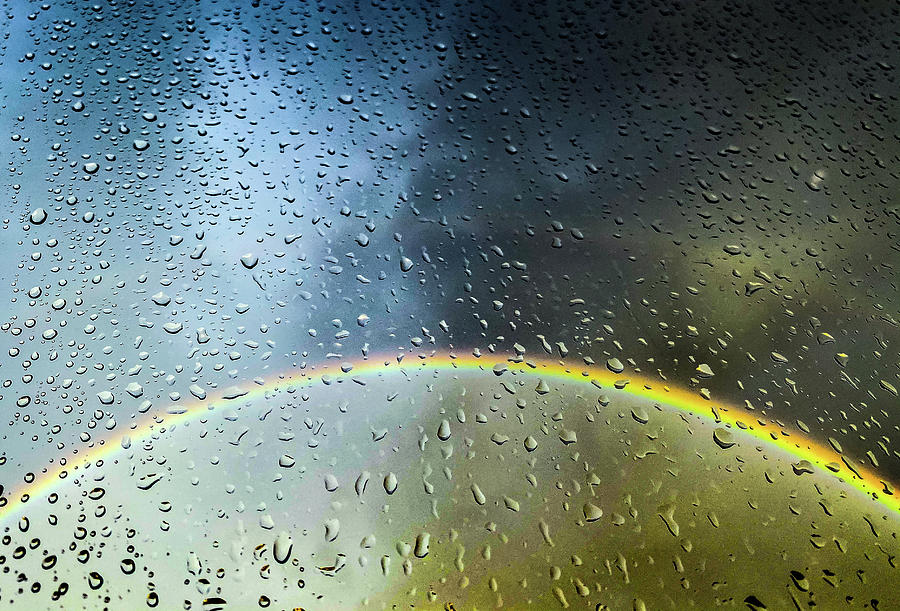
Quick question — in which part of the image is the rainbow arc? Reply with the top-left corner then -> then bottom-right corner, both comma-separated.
1,351 -> 897,522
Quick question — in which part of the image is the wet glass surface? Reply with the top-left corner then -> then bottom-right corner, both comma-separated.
0,0 -> 899,608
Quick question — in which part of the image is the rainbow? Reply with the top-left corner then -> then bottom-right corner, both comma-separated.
1,351 -> 898,523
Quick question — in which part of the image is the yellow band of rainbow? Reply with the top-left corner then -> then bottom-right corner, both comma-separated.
1,351 -> 897,523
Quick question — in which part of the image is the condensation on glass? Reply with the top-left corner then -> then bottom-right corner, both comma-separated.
0,0 -> 898,609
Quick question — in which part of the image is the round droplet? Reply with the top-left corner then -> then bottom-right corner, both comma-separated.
414,532 -> 430,558
163,322 -> 183,334
383,472 -> 398,494
606,358 -> 624,373
437,419 -> 451,441
29,208 -> 47,225
273,531 -> 293,564
713,428 -> 735,449
631,406 -> 649,424
583,502 -> 603,522
87,571 -> 104,590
